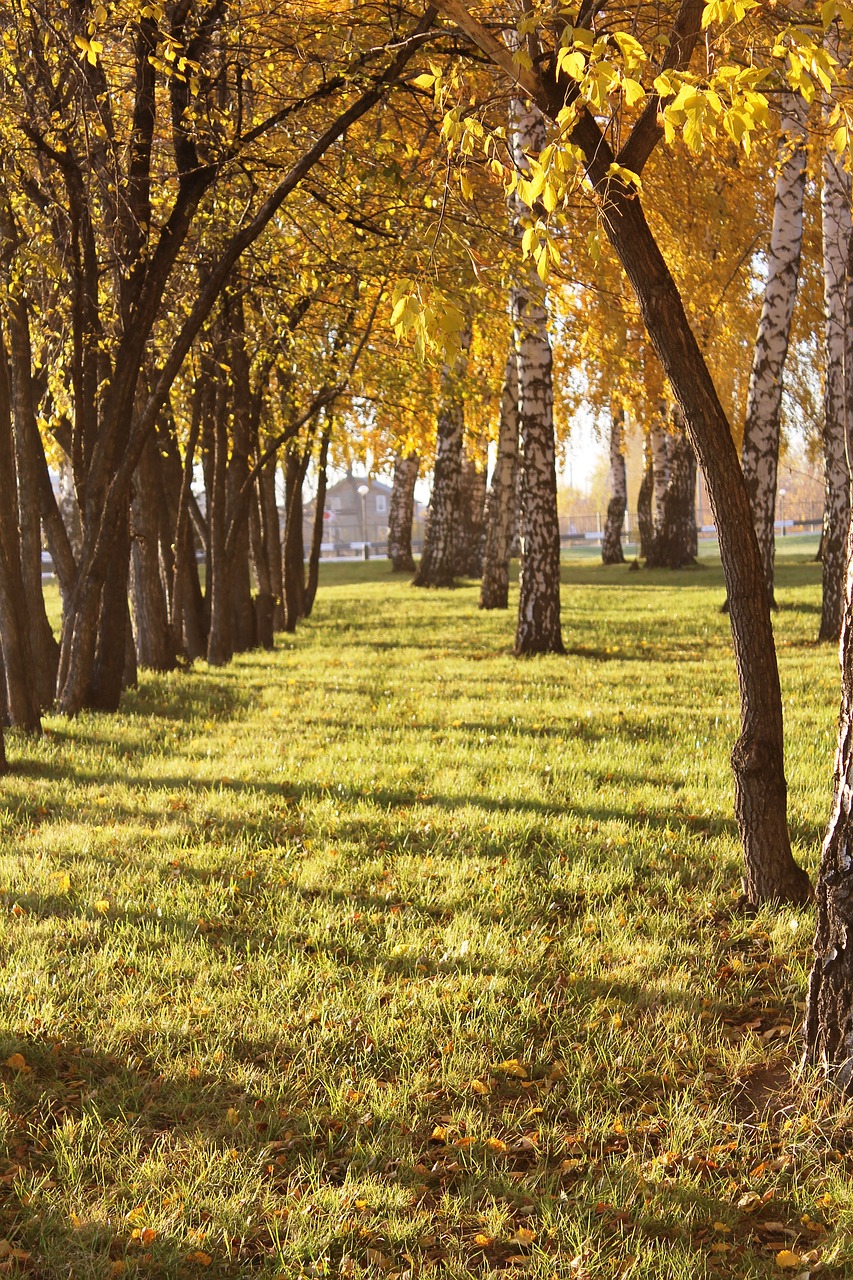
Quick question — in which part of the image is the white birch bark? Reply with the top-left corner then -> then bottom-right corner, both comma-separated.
388,450 -> 419,572
413,337 -> 469,589
820,86 -> 853,642
650,406 -> 670,536
741,93 -> 808,605
509,84 -> 563,654
602,405 -> 626,564
481,344 -> 519,608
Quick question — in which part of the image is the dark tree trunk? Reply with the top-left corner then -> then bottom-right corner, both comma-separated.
413,354 -> 466,589
259,461 -> 285,630
305,422 -> 331,616
637,436 -> 654,561
0,333 -> 40,731
481,345 -> 519,609
130,434 -> 177,670
454,453 -> 487,578
602,405 -> 627,565
227,295 -> 256,654
282,446 -> 306,632
206,372 -> 233,667
4,306 -> 59,705
388,450 -> 419,573
805,523 -> 853,1089
88,507 -> 132,711
572,112 -> 810,905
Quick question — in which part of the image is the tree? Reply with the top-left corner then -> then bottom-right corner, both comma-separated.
481,345 -> 519,607
601,406 -> 627,565
422,0 -> 813,905
388,451 -> 420,572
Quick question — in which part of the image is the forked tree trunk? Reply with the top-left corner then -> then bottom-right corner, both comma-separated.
413,351 -> 467,589
602,405 -> 627,565
454,453 -> 487,577
481,345 -> 519,609
388,450 -> 419,572
637,436 -> 654,561
741,93 -> 808,606
305,423 -> 332,616
819,130 -> 852,643
805,522 -> 853,1090
509,89 -> 563,655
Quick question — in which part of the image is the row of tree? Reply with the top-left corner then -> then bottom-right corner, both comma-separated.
1,0 -> 853,1086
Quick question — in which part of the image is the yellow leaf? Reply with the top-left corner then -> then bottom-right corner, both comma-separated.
410,73 -> 436,90
226,1107 -> 240,1127
514,1226 -> 536,1245
623,77 -> 645,106
485,1137 -> 508,1153
470,1078 -> 490,1095
94,898 -> 110,913
5,1053 -> 28,1072
189,1251 -> 213,1266
775,1251 -> 802,1269
496,1058 -> 528,1079
474,1233 -> 493,1246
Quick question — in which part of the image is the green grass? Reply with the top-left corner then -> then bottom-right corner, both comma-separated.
1,545 -> 849,1279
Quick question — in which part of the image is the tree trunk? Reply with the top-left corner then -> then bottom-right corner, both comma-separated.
227,295 -> 256,654
819,131 -> 852,643
481,344 -> 519,609
567,108 -> 810,905
602,405 -> 627,565
282,446 -> 306,632
454,453 -> 487,577
88,507 -> 132,711
388,450 -> 419,573
651,412 -> 670,538
805,521 -> 853,1090
741,93 -> 808,606
206,372 -> 233,667
637,436 -> 654,561
0,332 -> 41,731
647,415 -> 697,570
413,350 -> 467,589
259,460 -> 285,631
4,305 -> 59,706
305,422 -> 331,616
509,89 -> 563,655
130,434 -> 177,670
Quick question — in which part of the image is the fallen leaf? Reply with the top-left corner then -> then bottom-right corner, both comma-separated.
471,1079 -> 490,1095
496,1058 -> 528,1079
775,1251 -> 802,1270
485,1137 -> 508,1154
94,898 -> 110,913
4,1054 -> 29,1074
514,1226 -> 536,1245
474,1233 -> 493,1247
738,1192 -> 762,1212
225,1107 -> 240,1127
188,1251 -> 212,1266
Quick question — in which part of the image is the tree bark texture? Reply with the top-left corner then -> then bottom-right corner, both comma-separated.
481,345 -> 519,608
650,412 -> 670,538
805,521 -> 853,1090
413,353 -> 467,589
741,93 -> 808,606
130,434 -> 177,671
509,89 -> 563,655
388,450 -> 419,572
602,405 -> 627,565
646,414 -> 697,569
819,130 -> 853,643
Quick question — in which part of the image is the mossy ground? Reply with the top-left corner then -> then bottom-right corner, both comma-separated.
1,538 -> 849,1279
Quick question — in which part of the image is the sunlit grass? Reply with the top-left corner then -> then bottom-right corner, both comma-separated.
1,542 -> 849,1279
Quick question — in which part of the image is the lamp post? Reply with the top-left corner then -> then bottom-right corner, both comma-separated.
357,484 -> 369,560
779,488 -> 787,538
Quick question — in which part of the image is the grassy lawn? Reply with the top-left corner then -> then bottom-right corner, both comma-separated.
1,544 -> 850,1279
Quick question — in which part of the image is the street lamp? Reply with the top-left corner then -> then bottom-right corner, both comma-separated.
779,488 -> 787,537
357,484 -> 370,560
